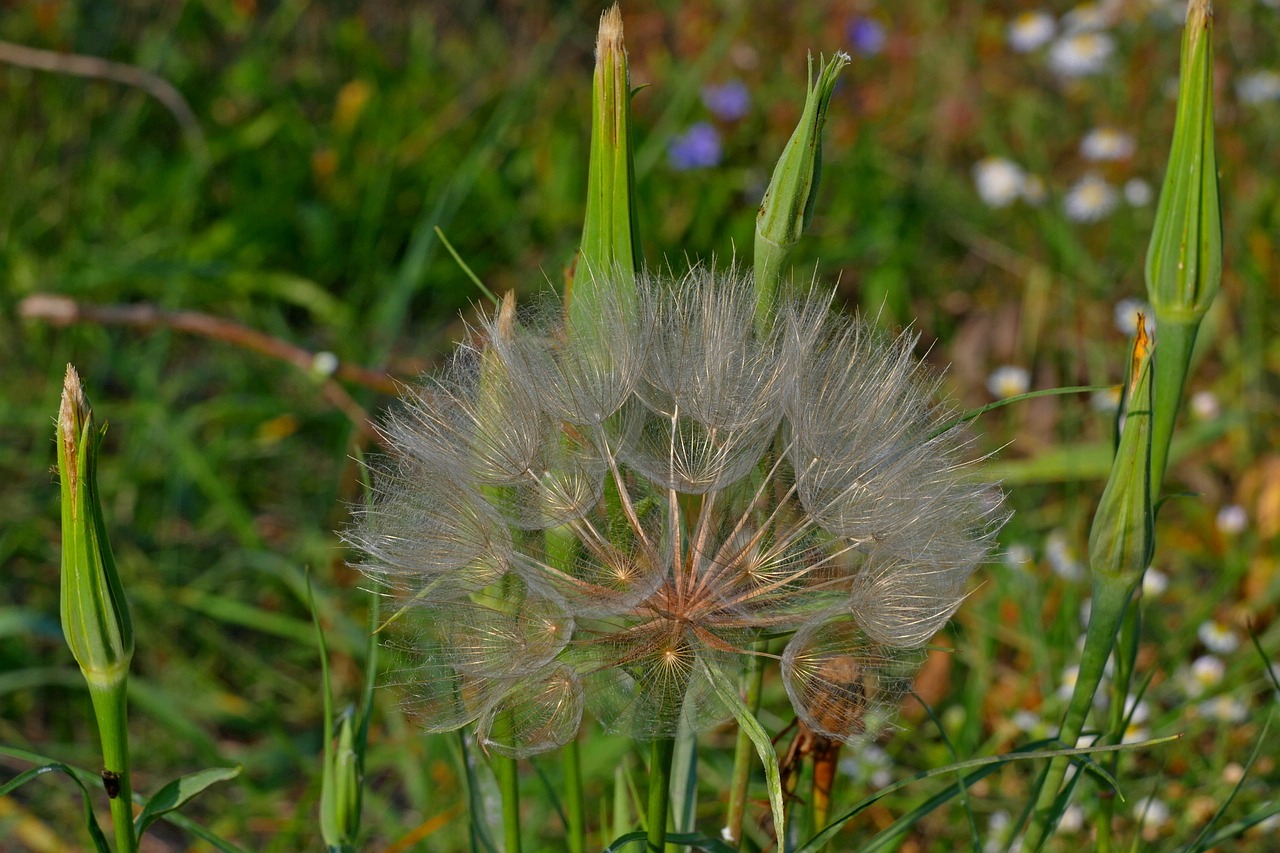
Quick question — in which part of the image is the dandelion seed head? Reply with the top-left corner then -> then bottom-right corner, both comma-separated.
353,267 -> 1003,750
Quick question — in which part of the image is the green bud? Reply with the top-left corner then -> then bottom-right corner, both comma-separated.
754,51 -> 848,314
574,2 -> 640,320
1088,328 -> 1156,587
320,706 -> 363,850
58,365 -> 133,689
1145,0 -> 1221,325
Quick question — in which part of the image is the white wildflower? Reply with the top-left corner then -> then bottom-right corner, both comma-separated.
1064,173 -> 1119,222
1048,32 -> 1116,77
973,157 -> 1026,208
1124,177 -> 1154,206
1081,127 -> 1136,161
987,365 -> 1031,399
1007,11 -> 1057,52
1216,505 -> 1248,536
1189,390 -> 1220,420
1237,70 -> 1280,105
1198,619 -> 1239,654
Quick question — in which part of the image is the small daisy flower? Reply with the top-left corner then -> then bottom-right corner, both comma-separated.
1216,504 -> 1248,536
1021,174 -> 1048,205
1223,763 -> 1246,785
1012,709 -> 1045,734
1113,298 -> 1155,336
1236,70 -> 1280,105
1004,543 -> 1035,572
1045,529 -> 1085,581
1058,664 -> 1081,701
987,365 -> 1031,399
1198,619 -> 1239,654
1081,127 -> 1136,161
1122,721 -> 1150,744
701,81 -> 751,121
1063,173 -> 1119,222
1135,796 -> 1172,832
1200,695 -> 1248,723
1184,655 -> 1226,697
1190,390 -> 1220,420
1062,3 -> 1110,33
1059,804 -> 1085,833
1141,567 -> 1168,597
1048,31 -> 1116,78
1090,386 -> 1122,412
1124,177 -> 1154,206
838,743 -> 893,788
668,122 -> 722,170
985,811 -> 1022,853
973,158 -> 1026,208
1007,11 -> 1057,52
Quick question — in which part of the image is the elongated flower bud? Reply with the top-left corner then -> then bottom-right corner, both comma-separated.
754,52 -> 849,315
320,706 -> 362,851
1088,327 -> 1155,586
58,365 -> 134,689
574,2 -> 640,322
1144,0 -> 1221,326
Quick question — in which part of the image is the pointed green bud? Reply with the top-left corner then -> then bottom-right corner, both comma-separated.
58,365 -> 133,690
754,51 -> 848,315
320,706 -> 363,850
573,2 -> 640,321
1145,0 -> 1221,325
1088,326 -> 1156,587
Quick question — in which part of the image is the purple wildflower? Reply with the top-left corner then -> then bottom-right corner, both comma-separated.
848,18 -> 886,56
701,80 -> 751,121
668,122 -> 722,170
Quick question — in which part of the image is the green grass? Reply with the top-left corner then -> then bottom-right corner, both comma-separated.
2,2 -> 1277,851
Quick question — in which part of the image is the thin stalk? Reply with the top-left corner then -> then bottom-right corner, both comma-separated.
564,736 -> 585,853
646,737 -> 676,852
1024,578 -> 1134,851
1148,318 -> 1197,496
493,712 -> 522,853
726,644 -> 767,847
88,680 -> 136,853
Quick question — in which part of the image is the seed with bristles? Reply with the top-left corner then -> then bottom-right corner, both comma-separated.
351,268 -> 1005,754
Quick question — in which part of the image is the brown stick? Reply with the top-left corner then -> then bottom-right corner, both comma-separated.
0,39 -> 206,158
20,294 -> 398,443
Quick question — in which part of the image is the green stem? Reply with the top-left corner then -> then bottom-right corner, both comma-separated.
564,735 -> 585,853
726,644 -> 766,848
1023,578 -> 1134,851
88,679 -> 136,853
1148,317 -> 1198,497
493,713 -> 522,853
646,737 -> 676,852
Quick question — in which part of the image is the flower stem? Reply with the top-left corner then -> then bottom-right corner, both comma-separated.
564,736 -> 585,853
646,737 -> 676,852
726,644 -> 766,847
1023,577 -> 1133,851
88,679 -> 136,853
492,712 -> 522,853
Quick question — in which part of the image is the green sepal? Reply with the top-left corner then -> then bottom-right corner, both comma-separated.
754,51 -> 849,314
58,366 -> 134,687
1144,0 -> 1221,326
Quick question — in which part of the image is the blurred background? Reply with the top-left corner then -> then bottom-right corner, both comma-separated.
1,1 -> 1277,850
